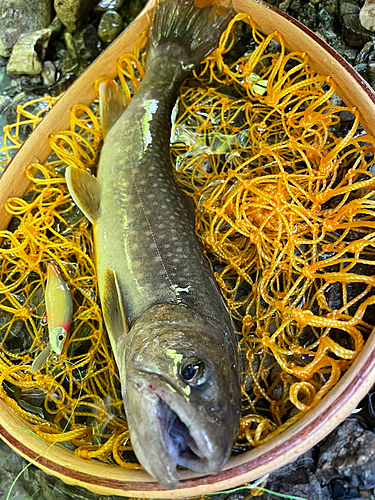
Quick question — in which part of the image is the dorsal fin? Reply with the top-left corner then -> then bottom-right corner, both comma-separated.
99,80 -> 126,140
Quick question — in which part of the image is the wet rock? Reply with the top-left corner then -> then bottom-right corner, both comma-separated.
72,25 -> 101,63
7,29 -> 52,76
342,13 -> 374,46
297,3 -> 318,29
54,25 -> 101,78
0,94 -> 11,113
64,31 -> 76,57
120,0 -> 147,25
338,45 -> 359,62
355,61 -> 368,77
367,60 -> 375,87
321,0 -> 337,13
339,0 -> 374,46
98,10 -> 124,43
0,0 -> 52,57
317,8 -> 335,28
54,0 -> 98,32
360,0 -> 375,31
41,61 -> 56,86
48,16 -> 64,35
316,419 -> 375,490
95,0 -> 125,11
355,40 -> 374,63
253,453 -> 330,500
278,0 -> 292,11
328,478 -> 362,499
290,0 -> 301,10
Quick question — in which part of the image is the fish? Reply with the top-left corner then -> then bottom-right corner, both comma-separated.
65,0 -> 241,488
30,263 -> 73,372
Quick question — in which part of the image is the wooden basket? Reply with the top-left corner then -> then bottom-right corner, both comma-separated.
1,0 -> 375,497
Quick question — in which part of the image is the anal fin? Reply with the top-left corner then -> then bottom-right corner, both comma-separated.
102,269 -> 128,367
99,80 -> 126,140
65,166 -> 100,223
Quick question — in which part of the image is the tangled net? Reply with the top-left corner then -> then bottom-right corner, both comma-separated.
0,13 -> 375,465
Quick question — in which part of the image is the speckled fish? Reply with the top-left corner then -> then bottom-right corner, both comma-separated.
31,263 -> 73,372
65,0 -> 240,488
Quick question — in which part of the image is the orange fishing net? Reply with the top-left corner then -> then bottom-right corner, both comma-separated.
0,13 -> 374,464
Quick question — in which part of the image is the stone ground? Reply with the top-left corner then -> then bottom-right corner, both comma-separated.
1,0 -> 375,499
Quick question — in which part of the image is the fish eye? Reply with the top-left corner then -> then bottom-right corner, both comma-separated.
58,333 -> 65,342
181,360 -> 205,386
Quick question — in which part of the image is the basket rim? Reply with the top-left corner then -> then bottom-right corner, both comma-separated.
1,0 -> 375,497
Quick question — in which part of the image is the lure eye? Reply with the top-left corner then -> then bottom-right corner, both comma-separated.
181,360 -> 205,385
50,326 -> 67,355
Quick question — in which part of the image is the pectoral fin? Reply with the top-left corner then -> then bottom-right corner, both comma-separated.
99,80 -> 126,140
65,166 -> 100,223
102,269 -> 128,366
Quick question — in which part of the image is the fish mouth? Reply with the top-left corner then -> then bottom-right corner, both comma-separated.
156,396 -> 205,468
124,372 -> 231,488
150,378 -> 229,475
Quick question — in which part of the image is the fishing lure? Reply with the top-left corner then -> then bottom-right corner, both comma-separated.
30,263 -> 73,372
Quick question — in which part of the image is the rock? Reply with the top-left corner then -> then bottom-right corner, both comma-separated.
64,31 -> 76,57
368,59 -> 375,86
41,61 -> 56,86
73,25 -> 101,63
339,0 -> 374,46
97,10 -> 123,43
54,0 -> 98,32
321,0 -> 337,13
121,0 -> 146,25
0,0 -> 52,57
317,8 -> 335,28
94,0 -> 124,11
48,16 -> 64,35
360,0 -> 375,31
55,25 -> 101,77
252,453 -> 330,500
297,3 -> 317,29
7,29 -> 52,76
354,61 -> 368,77
316,419 -> 375,490
355,40 -> 374,63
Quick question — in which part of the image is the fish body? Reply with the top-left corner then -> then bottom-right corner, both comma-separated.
66,0 -> 240,488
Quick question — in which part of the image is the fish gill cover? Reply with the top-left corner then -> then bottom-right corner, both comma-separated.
0,13 -> 374,464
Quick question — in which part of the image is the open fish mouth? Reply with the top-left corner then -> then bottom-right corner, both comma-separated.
156,396 -> 206,469
124,370 -> 231,488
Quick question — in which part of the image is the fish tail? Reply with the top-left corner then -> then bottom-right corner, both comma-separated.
149,0 -> 233,68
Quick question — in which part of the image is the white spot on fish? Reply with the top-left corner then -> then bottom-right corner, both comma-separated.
170,284 -> 191,305
141,99 -> 159,153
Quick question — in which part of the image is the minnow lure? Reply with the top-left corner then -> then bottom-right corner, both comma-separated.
30,263 -> 73,372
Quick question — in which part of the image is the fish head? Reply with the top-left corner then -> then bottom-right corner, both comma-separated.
120,304 -> 240,489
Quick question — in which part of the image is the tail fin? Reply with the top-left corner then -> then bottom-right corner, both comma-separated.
149,0 -> 234,68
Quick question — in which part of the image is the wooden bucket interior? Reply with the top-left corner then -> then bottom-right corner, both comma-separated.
1,0 -> 375,497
